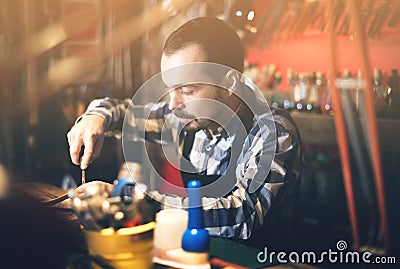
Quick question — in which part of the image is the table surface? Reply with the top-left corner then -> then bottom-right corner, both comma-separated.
18,181 -> 322,269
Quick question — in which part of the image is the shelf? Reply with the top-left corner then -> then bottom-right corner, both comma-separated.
291,112 -> 400,152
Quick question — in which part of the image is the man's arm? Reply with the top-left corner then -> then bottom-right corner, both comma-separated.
81,97 -> 132,132
67,98 -> 130,169
67,97 -> 177,169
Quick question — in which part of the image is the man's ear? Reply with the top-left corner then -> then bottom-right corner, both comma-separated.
224,70 -> 240,96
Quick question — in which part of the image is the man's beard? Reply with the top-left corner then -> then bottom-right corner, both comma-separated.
173,100 -> 225,133
182,119 -> 200,132
173,109 -> 196,120
174,112 -> 213,134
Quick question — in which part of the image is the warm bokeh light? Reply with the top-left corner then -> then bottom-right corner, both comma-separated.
247,10 -> 255,21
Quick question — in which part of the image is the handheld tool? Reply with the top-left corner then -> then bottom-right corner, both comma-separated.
81,169 -> 86,185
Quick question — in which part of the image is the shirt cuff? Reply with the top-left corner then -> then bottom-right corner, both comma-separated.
75,112 -> 108,130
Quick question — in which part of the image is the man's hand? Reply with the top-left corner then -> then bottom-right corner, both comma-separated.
67,115 -> 106,170
74,180 -> 114,196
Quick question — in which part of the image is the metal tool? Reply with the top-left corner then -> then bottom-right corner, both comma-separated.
81,169 -> 86,185
69,179 -> 159,231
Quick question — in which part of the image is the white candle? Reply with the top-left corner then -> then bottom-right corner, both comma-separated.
154,208 -> 188,254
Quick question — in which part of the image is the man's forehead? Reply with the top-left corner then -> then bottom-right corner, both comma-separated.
161,63 -> 227,88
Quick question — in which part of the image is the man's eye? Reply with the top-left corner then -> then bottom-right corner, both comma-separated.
180,87 -> 195,95
181,90 -> 193,95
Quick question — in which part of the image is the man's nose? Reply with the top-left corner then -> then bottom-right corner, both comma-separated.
168,90 -> 184,110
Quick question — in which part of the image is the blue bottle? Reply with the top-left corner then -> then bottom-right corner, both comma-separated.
181,180 -> 209,252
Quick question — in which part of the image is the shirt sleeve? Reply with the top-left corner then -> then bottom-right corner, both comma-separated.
76,97 -> 130,132
79,97 -> 176,144
150,109 -> 302,240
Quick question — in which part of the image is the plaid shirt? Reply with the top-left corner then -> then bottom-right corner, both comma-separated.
82,90 -> 302,241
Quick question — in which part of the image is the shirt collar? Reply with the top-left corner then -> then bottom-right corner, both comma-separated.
202,102 -> 254,140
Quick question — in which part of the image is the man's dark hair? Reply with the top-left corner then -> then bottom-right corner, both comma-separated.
163,17 -> 244,72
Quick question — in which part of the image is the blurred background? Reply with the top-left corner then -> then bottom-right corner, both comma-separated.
0,0 -> 399,258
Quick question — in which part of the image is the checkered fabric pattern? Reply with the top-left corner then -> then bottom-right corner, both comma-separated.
80,90 -> 302,240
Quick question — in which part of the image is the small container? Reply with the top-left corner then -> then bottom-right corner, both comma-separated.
153,208 -> 188,259
84,221 -> 155,269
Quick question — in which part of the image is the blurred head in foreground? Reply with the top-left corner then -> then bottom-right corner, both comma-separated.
0,165 -> 85,269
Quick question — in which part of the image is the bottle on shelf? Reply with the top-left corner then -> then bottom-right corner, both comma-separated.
294,73 -> 311,112
320,71 -> 333,114
340,69 -> 357,112
386,69 -> 400,115
315,71 -> 332,113
285,68 -> 297,111
342,69 -> 352,79
355,69 -> 364,112
307,72 -> 321,113
372,68 -> 387,114
270,71 -> 283,108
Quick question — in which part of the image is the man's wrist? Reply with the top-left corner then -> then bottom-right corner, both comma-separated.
76,113 -> 107,130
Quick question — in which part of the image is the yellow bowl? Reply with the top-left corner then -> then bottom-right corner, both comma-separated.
84,222 -> 155,269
